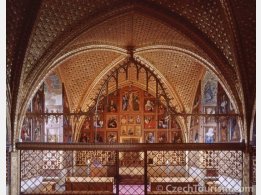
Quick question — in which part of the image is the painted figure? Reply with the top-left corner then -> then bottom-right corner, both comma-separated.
122,93 -> 129,111
109,99 -> 117,112
145,100 -> 154,111
194,132 -> 199,143
205,128 -> 214,143
220,95 -> 228,113
133,93 -> 140,111
108,117 -> 117,128
107,133 -> 117,143
121,116 -> 127,125
146,132 -> 155,143
158,133 -> 167,143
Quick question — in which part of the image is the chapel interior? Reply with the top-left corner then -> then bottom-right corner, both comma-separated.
6,0 -> 256,195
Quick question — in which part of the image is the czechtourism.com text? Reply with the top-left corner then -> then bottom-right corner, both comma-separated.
156,184 -> 255,193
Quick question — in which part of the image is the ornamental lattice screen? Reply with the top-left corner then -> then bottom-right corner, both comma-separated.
18,142 -> 246,195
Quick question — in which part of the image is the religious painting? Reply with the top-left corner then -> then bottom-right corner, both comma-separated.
127,126 -> 135,136
135,115 -> 142,124
106,131 -> 118,144
120,115 -> 128,125
229,117 -> 240,142
63,84 -> 72,142
122,90 -> 140,111
219,94 -> 229,114
132,91 -> 140,111
121,126 -> 127,136
82,118 -> 91,131
128,115 -> 135,124
144,131 -> 155,143
122,91 -> 130,111
204,127 -> 217,143
94,131 -> 105,143
144,99 -> 155,112
134,125 -> 142,136
202,76 -> 218,105
108,98 -> 117,112
97,100 -> 104,112
45,72 -> 61,91
107,115 -> 118,129
21,117 -> 32,142
79,132 -> 91,143
33,118 -> 42,142
171,131 -> 182,143
218,83 -> 230,114
204,106 -> 217,124
219,118 -> 229,142
93,115 -> 104,128
158,115 -> 170,129
144,115 -> 156,129
32,90 -> 44,113
32,84 -> 44,113
193,131 -> 200,143
157,131 -> 168,143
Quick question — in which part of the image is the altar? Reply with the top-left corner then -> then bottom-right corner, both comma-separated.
65,177 -> 114,192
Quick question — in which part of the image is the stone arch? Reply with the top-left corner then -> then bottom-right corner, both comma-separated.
14,3 -> 244,144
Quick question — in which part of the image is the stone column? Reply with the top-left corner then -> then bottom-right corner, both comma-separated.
10,151 -> 20,195
242,151 -> 251,195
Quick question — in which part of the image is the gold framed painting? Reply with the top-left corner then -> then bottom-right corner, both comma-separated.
106,131 -> 118,144
127,125 -> 135,136
144,131 -> 156,143
121,126 -> 128,136
107,115 -> 118,129
157,131 -> 168,143
204,126 -> 217,143
170,131 -> 182,143
144,115 -> 156,129
134,125 -> 142,136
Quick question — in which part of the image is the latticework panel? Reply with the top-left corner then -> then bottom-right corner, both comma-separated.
148,150 -> 243,193
76,151 -> 116,166
119,152 -> 145,195
148,151 -> 186,166
21,150 -> 44,180
20,149 -> 116,194
19,145 -> 244,194
218,151 -> 242,180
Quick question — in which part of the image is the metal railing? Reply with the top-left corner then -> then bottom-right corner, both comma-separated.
17,142 -> 246,195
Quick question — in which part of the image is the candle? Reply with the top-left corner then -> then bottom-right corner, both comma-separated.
87,159 -> 90,165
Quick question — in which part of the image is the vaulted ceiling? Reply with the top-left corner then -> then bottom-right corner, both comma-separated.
7,0 -> 255,143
